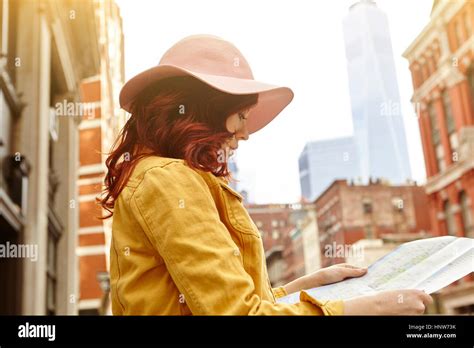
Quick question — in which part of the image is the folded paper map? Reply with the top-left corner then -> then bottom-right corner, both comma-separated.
277,236 -> 474,304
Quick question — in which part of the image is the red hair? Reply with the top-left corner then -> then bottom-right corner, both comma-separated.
98,76 -> 258,218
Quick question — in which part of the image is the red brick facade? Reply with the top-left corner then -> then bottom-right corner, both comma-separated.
77,78 -> 108,308
247,204 -> 309,285
404,0 -> 474,240
315,180 -> 431,267
402,1 -> 474,312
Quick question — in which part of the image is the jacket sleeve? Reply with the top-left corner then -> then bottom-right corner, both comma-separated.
130,162 -> 344,315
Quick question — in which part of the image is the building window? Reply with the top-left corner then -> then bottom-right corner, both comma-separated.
428,102 -> 440,144
465,11 -> 472,38
272,230 -> 280,240
46,228 -> 59,315
449,132 -> 459,158
271,220 -> 278,228
460,191 -> 473,237
436,144 -> 445,172
442,91 -> 456,135
442,90 -> 457,156
468,65 -> 474,101
392,197 -> 404,211
362,198 -> 373,214
256,220 -> 263,228
444,201 -> 456,236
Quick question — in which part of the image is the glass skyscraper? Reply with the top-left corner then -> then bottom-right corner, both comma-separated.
299,137 -> 360,202
342,0 -> 412,184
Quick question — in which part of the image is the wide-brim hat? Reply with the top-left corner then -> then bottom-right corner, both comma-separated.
119,34 -> 294,135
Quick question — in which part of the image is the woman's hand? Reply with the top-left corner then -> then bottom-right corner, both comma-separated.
283,263 -> 368,295
343,289 -> 433,315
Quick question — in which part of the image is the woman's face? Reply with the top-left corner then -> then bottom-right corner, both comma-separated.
222,108 -> 251,151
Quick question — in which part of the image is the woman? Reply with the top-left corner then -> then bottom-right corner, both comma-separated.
100,34 -> 432,315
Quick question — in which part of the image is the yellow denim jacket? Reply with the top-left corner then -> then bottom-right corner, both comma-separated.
110,156 -> 344,315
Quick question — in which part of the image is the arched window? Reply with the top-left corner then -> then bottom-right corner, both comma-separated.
442,90 -> 458,153
428,102 -> 444,172
444,200 -> 456,236
460,191 -> 473,237
468,65 -> 474,102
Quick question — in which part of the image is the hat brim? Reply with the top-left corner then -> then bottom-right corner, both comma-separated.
119,64 -> 294,135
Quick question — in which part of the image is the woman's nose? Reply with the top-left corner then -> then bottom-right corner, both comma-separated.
237,127 -> 249,141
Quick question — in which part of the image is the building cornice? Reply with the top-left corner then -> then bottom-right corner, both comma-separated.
403,0 -> 466,62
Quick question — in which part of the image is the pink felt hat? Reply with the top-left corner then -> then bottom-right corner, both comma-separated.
119,34 -> 294,134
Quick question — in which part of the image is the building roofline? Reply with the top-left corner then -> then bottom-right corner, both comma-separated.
314,178 -> 423,204
403,0 -> 464,60
314,179 -> 346,204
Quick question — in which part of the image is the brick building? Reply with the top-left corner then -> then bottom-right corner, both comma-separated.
403,0 -> 474,314
247,203 -> 319,286
315,179 -> 431,267
247,203 -> 295,287
403,0 -> 474,239
282,225 -> 306,283
76,0 -> 125,315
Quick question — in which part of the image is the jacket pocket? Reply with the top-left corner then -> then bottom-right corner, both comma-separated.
218,181 -> 261,239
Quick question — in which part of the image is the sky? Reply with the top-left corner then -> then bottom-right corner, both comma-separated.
115,0 -> 434,204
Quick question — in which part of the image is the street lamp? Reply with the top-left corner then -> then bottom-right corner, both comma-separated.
96,271 -> 110,315
96,271 -> 110,293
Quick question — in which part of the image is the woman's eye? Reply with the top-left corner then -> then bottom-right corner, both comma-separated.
239,113 -> 246,120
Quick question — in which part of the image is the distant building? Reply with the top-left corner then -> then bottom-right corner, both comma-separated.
343,0 -> 412,184
283,207 -> 321,282
315,179 -> 431,267
403,0 -> 474,314
283,226 -> 306,283
299,137 -> 360,202
247,203 -> 319,286
300,209 -> 321,275
247,203 -> 294,286
403,0 -> 474,239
